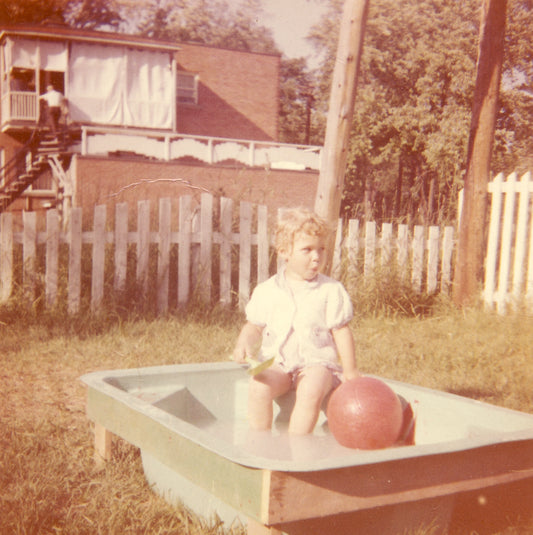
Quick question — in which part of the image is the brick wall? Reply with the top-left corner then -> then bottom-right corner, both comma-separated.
176,43 -> 280,141
73,155 -> 317,224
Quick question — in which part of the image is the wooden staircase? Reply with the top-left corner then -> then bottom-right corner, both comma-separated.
0,130 -> 70,213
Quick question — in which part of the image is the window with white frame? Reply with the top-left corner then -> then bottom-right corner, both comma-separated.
177,71 -> 198,105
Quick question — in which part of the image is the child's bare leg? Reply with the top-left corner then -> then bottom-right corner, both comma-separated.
289,365 -> 334,435
248,366 -> 292,430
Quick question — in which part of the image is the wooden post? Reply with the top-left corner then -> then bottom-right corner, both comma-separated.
314,0 -> 370,273
94,422 -> 113,466
452,0 -> 507,307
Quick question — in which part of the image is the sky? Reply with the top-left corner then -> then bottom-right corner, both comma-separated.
244,0 -> 327,66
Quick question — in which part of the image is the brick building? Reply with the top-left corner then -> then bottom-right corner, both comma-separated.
0,25 -> 320,222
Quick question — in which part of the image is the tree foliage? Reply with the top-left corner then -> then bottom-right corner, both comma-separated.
134,0 -> 278,54
310,0 -> 533,225
0,0 -> 66,26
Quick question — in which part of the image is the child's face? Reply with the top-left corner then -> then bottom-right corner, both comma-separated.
282,232 -> 326,281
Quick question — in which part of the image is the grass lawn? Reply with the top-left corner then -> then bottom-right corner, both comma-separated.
1,304 -> 532,534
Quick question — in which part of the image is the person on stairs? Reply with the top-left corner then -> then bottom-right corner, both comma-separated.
40,85 -> 64,139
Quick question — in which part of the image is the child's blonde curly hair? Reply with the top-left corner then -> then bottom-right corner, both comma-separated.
275,208 -> 332,254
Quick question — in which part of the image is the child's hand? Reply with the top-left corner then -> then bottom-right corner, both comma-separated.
231,346 -> 248,364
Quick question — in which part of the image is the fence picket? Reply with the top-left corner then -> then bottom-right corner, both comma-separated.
0,212 -> 13,302
23,210 -> 37,300
346,219 -> 359,272
511,172 -> 531,300
484,173 -> 504,309
441,226 -> 454,293
45,209 -> 59,307
199,193 -> 213,303
427,226 -> 440,294
238,201 -> 252,308
219,197 -> 233,305
411,226 -> 424,293
381,223 -> 393,267
257,204 -> 269,284
137,200 -> 150,296
68,207 -> 82,313
178,195 -> 192,305
364,221 -> 376,276
157,198 -> 171,313
397,225 -> 409,276
497,172 -> 517,313
91,205 -> 106,310
114,202 -> 128,292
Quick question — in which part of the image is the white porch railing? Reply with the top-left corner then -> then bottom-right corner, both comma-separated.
1,91 -> 38,122
80,126 -> 322,171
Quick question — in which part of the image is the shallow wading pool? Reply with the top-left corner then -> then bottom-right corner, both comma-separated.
81,363 -> 533,534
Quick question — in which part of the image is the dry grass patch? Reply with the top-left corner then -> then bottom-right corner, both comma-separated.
0,303 -> 532,534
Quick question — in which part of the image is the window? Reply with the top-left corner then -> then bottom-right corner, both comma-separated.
177,72 -> 198,105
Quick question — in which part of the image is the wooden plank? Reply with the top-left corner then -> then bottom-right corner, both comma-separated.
94,422 -> 114,466
22,210 -> 37,301
178,195 -> 192,305
68,207 -> 82,314
45,209 -> 59,307
257,204 -> 269,284
381,222 -> 393,267
219,197 -> 233,305
114,202 -> 128,292
484,172 -> 504,309
496,172 -> 517,313
363,221 -> 375,276
511,172 -> 530,301
441,226 -> 454,294
199,193 -> 213,302
239,201 -> 252,308
91,204 -> 106,310
411,225 -> 424,292
346,219 -> 359,276
263,441 -> 533,525
157,198 -> 171,313
137,200 -> 150,296
397,224 -> 409,278
0,212 -> 13,302
426,226 -> 439,294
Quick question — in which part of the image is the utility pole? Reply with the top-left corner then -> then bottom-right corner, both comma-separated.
314,0 -> 370,274
452,0 -> 507,307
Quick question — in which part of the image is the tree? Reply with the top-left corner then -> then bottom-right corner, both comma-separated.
279,58 -> 323,145
309,0 -> 532,225
0,0 -> 66,25
453,0 -> 508,307
64,0 -> 123,30
134,0 -> 278,54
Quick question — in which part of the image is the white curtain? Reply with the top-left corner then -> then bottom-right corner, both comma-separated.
68,42 -> 173,129
9,38 -> 39,69
7,39 -> 67,70
125,48 -> 173,129
68,43 -> 124,124
40,41 -> 68,71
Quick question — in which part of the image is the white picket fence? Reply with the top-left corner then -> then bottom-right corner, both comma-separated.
484,171 -> 533,313
0,193 -> 455,314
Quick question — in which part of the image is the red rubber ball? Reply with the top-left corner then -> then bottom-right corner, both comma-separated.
327,376 -> 403,449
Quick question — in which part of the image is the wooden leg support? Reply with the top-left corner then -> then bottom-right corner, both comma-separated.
94,421 -> 114,466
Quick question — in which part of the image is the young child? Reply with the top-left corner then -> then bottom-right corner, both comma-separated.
232,208 -> 359,435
